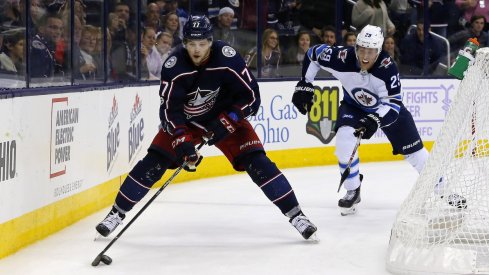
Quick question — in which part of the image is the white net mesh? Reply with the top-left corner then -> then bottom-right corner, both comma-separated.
386,48 -> 489,275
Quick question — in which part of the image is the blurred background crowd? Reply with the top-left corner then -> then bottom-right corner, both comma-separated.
0,0 -> 487,88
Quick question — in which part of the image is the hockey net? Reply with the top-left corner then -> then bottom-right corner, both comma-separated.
386,47 -> 489,275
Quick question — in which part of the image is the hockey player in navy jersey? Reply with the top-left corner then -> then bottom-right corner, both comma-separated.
96,15 -> 317,240
292,25 -> 466,215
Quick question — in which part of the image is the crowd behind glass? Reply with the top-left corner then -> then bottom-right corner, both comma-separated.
0,0 -> 488,89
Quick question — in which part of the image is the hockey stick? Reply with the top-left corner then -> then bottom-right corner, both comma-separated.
337,129 -> 364,193
92,140 -> 208,266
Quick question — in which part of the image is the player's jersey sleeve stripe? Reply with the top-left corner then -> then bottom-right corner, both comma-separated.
303,45 -> 324,83
306,45 -> 320,61
385,102 -> 401,112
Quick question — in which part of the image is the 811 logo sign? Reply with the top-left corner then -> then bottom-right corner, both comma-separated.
306,86 -> 339,144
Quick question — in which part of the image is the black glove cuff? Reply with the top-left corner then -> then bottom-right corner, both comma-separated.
366,113 -> 381,127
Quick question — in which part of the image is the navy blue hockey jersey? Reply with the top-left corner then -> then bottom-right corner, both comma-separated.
159,40 -> 260,134
303,44 -> 402,127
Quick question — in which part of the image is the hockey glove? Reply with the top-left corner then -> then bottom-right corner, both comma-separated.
207,111 -> 239,146
355,113 -> 381,139
172,130 -> 202,172
292,80 -> 314,115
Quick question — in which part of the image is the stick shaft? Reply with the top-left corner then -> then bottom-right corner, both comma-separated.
94,141 -> 206,257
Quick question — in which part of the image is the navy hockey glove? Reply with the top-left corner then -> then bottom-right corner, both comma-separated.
292,80 -> 314,115
355,113 -> 381,139
207,111 -> 239,146
172,130 -> 202,172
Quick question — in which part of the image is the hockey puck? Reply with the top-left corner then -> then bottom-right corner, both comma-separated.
91,254 -> 112,266
101,255 -> 112,265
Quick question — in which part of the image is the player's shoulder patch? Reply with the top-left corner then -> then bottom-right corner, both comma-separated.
164,56 -> 177,68
32,40 -> 46,50
222,45 -> 236,57
378,56 -> 393,69
337,48 -> 348,63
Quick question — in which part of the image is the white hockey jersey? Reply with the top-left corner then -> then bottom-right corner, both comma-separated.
302,44 -> 402,127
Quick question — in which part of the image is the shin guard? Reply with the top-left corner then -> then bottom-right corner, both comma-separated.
115,151 -> 170,212
241,152 -> 300,216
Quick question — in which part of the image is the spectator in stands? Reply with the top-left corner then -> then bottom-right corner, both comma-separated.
1,1 -> 21,28
456,0 -> 489,31
162,12 -> 182,47
156,31 -> 173,62
113,1 -> 139,54
13,0 -> 45,28
388,0 -> 413,43
276,0 -> 302,33
70,15 -> 84,80
284,30 -> 311,65
141,27 -> 162,80
162,0 -> 188,37
343,31 -> 357,46
114,2 -> 131,27
321,25 -> 337,46
428,0 -> 449,38
145,2 -> 164,32
352,0 -> 396,36
400,19 -> 444,75
154,0 -> 166,13
212,7 -> 236,47
0,31 -> 24,74
244,28 -> 281,77
449,15 -> 488,61
109,11 -> 135,81
74,0 -> 87,26
298,1 -> 336,38
108,12 -> 123,39
30,13 -> 63,78
78,25 -> 100,80
383,35 -> 401,66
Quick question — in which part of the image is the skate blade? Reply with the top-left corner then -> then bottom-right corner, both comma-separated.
93,232 -> 105,241
307,233 -> 320,243
340,205 -> 357,216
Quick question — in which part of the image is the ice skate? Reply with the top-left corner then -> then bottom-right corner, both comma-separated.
436,179 -> 467,209
96,208 -> 125,237
442,193 -> 467,209
289,213 -> 318,241
339,185 -> 361,216
339,174 -> 362,216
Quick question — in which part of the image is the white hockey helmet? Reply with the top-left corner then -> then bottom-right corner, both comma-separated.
355,25 -> 384,54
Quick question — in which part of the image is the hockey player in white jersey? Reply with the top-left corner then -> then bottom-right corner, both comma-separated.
292,25 -> 465,215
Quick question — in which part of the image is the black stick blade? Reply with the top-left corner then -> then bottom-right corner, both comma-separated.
92,254 -> 113,266
92,254 -> 102,266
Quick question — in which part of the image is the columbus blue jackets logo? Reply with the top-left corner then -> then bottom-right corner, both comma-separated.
184,87 -> 220,118
351,88 -> 378,107
379,57 -> 392,69
222,46 -> 236,57
164,56 -> 177,68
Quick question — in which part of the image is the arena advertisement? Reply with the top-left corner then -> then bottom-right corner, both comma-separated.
106,95 -> 121,174
0,139 -> 17,183
246,79 -> 460,151
49,97 -> 80,178
0,86 -> 159,224
0,79 -> 460,223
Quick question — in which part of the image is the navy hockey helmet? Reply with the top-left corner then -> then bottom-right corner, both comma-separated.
183,15 -> 213,41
